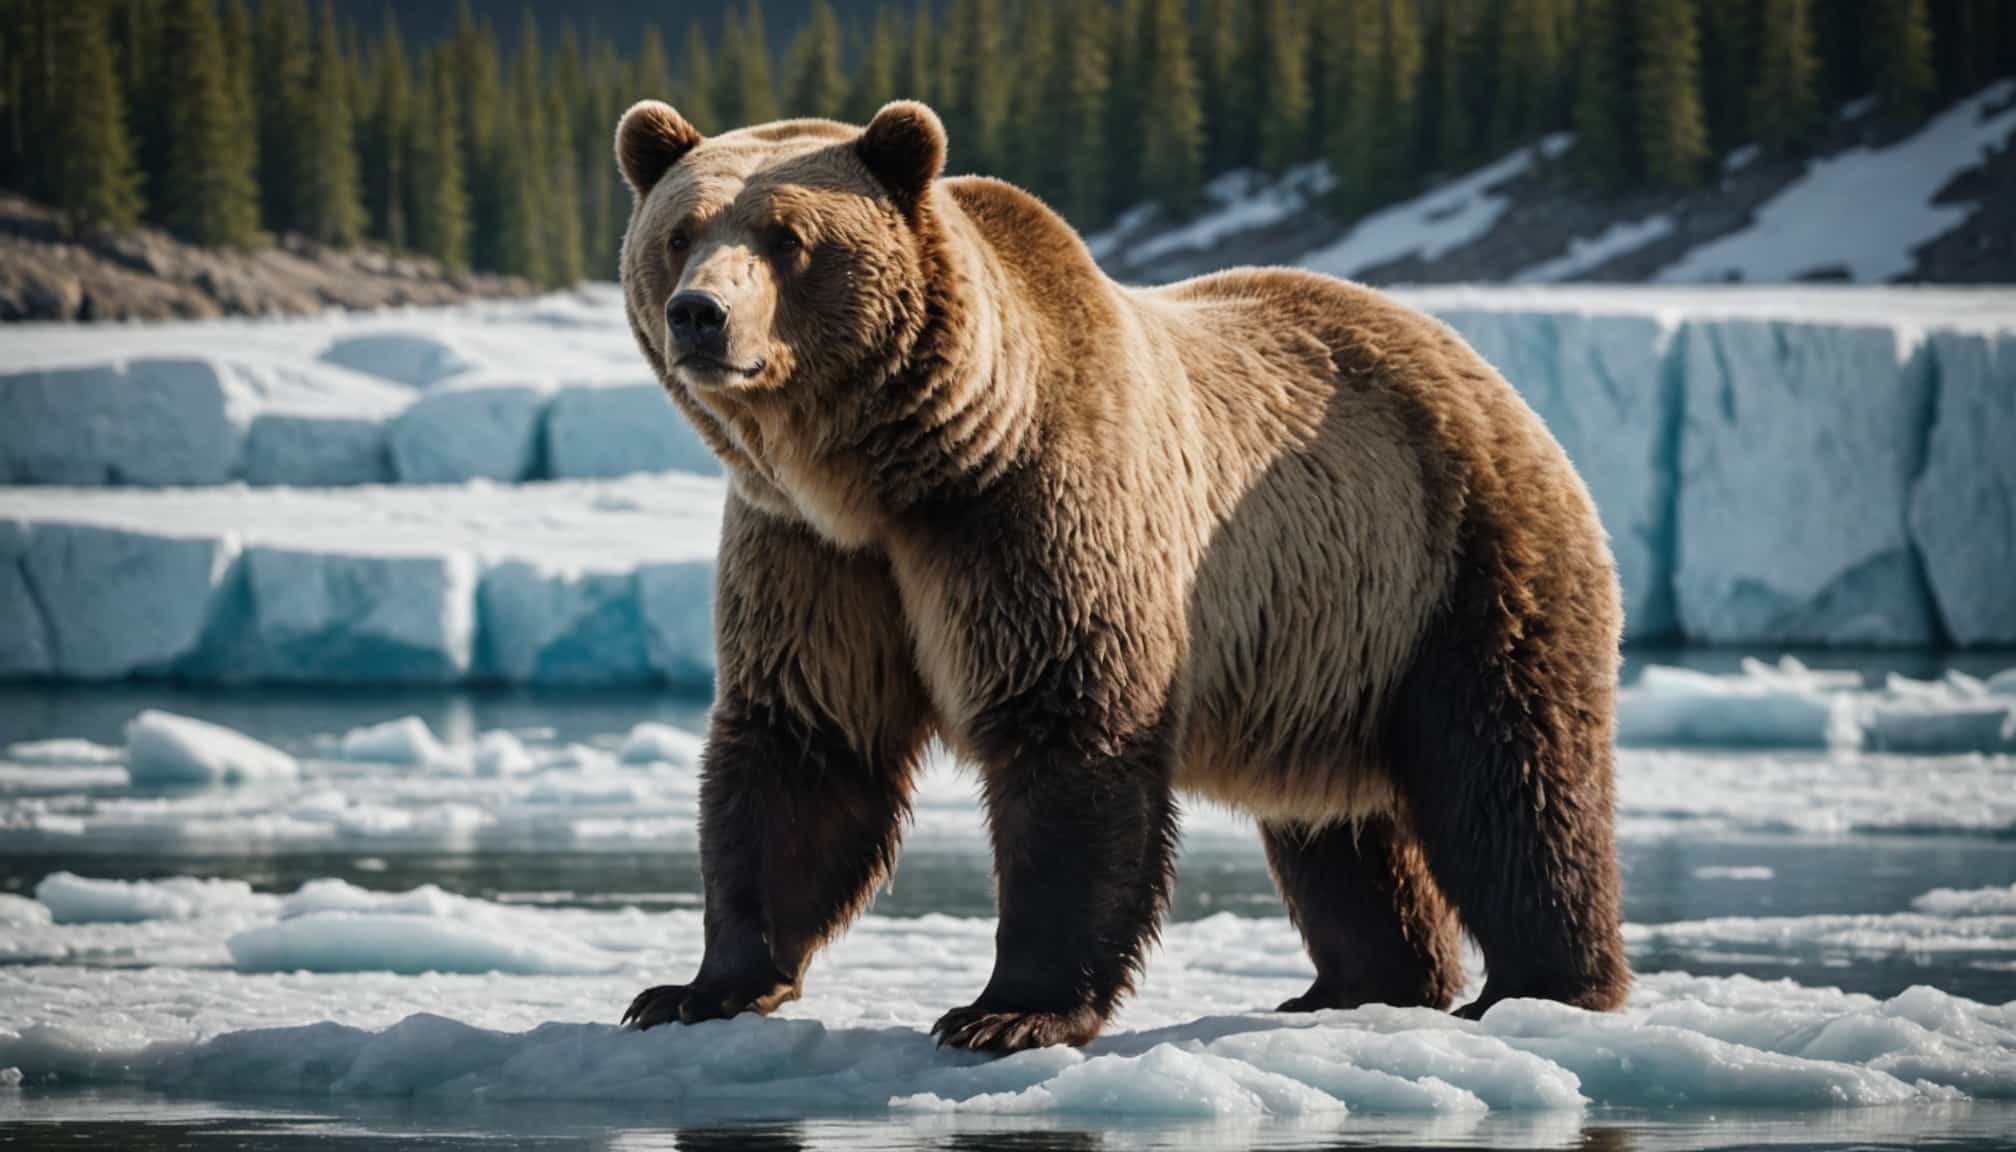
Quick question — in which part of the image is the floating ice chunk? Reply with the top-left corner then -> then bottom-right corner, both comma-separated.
231,880 -> 616,975
1694,866 -> 1776,881
338,717 -> 451,767
1910,333 -> 2016,646
318,331 -> 474,389
0,893 -> 52,926
472,731 -> 534,778
1911,884 -> 2016,918
34,872 -> 264,924
4,738 -> 124,764
25,524 -> 234,679
1617,658 -> 1860,748
618,723 -> 704,768
125,710 -> 299,785
387,384 -> 544,483
241,414 -> 391,487
1674,320 -> 1937,645
543,381 -> 720,479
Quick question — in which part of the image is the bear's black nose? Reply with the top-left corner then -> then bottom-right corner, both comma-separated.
666,291 -> 729,347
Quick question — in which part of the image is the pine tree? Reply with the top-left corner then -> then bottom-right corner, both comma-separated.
1699,0 -> 1756,155
219,0 -> 258,219
1103,0 -> 1146,212
111,0 -> 171,215
1750,0 -> 1820,155
1249,0 -> 1311,174
451,4 -> 503,271
1570,0 -> 1627,191
49,0 -> 142,236
1307,0 -> 1346,156
296,2 -> 362,246
409,48 -> 469,272
1058,0 -> 1108,225
848,6 -> 901,123
1195,0 -> 1243,176
1637,0 -> 1710,188
497,12 -> 548,283
785,0 -> 847,120
1138,0 -> 1204,214
579,38 -> 621,278
362,10 -> 410,247
944,0 -> 1009,172
633,22 -> 671,101
161,0 -> 260,247
1333,0 -> 1422,216
898,0 -> 931,103
1005,0 -> 1057,195
1870,0 -> 1935,120
544,24 -> 584,285
1488,0 -> 1566,152
714,4 -> 778,128
677,20 -> 716,133
253,0 -> 309,233
1423,0 -> 1478,172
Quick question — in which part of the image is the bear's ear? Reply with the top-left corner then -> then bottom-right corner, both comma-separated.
616,100 -> 703,197
856,101 -> 946,216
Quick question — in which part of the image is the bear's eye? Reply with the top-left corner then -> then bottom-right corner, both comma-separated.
770,231 -> 802,258
667,231 -> 690,254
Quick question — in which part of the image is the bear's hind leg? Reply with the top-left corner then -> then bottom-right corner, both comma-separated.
1261,815 -> 1462,1012
1393,621 -> 1630,1020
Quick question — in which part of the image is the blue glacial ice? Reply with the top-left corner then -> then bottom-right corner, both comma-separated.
1674,320 -> 1937,645
3,286 -> 2015,685
1911,333 -> 2016,646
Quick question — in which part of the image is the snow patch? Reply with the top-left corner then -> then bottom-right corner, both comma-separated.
1512,215 -> 1675,284
1660,81 -> 2016,283
618,722 -> 704,768
1304,134 -> 1572,280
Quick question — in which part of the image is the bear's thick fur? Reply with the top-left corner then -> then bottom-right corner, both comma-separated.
614,99 -> 1629,1053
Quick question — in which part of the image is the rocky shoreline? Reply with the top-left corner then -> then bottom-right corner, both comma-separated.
0,194 -> 536,322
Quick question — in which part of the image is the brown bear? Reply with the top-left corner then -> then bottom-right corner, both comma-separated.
612,98 -> 1629,1054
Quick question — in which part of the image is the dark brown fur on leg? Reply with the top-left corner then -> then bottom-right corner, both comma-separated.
1261,816 -> 1462,1012
932,705 -> 1182,1054
625,500 -> 931,1031
1392,566 -> 1630,1020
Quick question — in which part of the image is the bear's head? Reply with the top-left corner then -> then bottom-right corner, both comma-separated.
615,99 -> 962,542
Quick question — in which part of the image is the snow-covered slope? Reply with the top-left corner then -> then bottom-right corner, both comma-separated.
1093,81 -> 2016,288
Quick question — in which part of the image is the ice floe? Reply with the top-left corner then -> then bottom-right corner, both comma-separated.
1618,657 -> 2016,753
2,875 -> 2013,1115
124,710 -> 300,785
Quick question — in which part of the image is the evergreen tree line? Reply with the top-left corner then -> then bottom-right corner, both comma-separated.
4,0 -> 2012,285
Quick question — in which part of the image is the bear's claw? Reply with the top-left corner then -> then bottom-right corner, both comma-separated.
931,1005 -> 1101,1054
622,980 -> 797,1030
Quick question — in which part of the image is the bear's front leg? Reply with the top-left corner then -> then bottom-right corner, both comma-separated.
624,698 -> 924,1029
933,709 -> 1181,1053
625,499 -> 931,1031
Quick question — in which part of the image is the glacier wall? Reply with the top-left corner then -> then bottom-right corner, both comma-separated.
1417,291 -> 2014,647
0,288 -> 2011,687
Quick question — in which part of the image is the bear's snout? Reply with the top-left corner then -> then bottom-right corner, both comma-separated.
667,291 -> 731,358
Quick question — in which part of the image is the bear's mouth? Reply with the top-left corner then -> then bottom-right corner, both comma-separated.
676,353 -> 768,381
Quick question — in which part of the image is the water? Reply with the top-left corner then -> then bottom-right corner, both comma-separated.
2,678 -> 2013,1150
